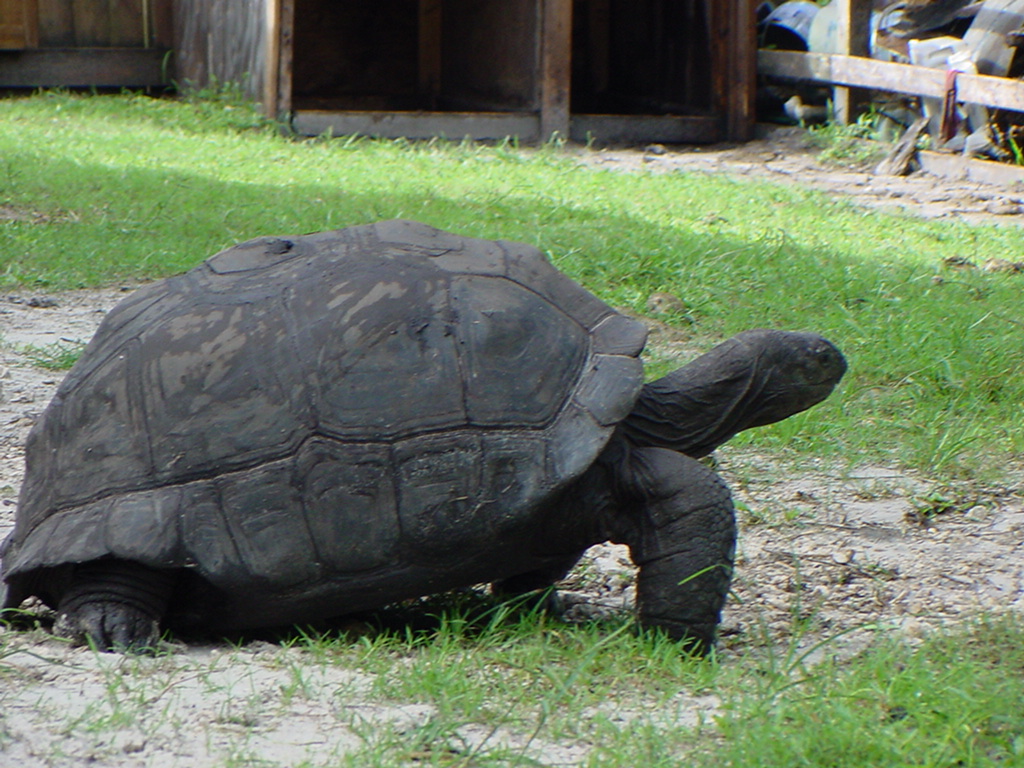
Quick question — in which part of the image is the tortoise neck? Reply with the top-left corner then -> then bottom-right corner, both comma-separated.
616,348 -> 766,458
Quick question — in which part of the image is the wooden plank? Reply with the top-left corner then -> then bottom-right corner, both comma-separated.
540,0 -> 571,141
874,116 -> 928,175
0,47 -> 170,85
1,0 -> 39,48
150,0 -> 173,48
108,0 -> 144,47
918,148 -> 1024,186
293,110 -> 541,141
759,49 -> 1024,113
569,113 -> 721,144
707,0 -> 728,133
418,0 -> 441,104
73,0 -> 109,46
37,0 -> 74,46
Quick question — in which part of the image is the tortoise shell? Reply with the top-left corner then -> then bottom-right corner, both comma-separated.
1,220 -> 647,629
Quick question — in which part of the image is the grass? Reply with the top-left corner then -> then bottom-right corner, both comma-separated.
306,610 -> 1024,767
709,615 -> 1024,768
19,339 -> 86,370
1,91 -> 1021,765
5,598 -> 1019,767
1,91 -> 1021,477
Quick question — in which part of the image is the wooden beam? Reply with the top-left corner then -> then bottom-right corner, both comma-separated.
108,0 -> 145,47
0,47 -> 171,86
540,0 -> 571,142
918,147 -> 1024,185
150,0 -> 174,48
759,49 -> 1024,114
73,0 -> 108,47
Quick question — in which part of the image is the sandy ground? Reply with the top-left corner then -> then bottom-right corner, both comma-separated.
1,134 -> 1022,766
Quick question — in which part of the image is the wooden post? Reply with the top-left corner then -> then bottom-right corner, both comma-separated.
263,0 -> 281,118
832,0 -> 871,125
275,0 -> 294,119
710,0 -> 756,142
540,0 -> 571,142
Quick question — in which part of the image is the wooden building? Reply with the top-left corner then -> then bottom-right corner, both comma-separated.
0,0 -> 172,87
1,0 -> 756,143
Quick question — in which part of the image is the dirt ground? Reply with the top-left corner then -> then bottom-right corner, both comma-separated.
580,125 -> 1024,226
0,131 -> 1022,766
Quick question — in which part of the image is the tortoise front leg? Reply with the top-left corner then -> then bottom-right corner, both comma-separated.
613,448 -> 736,654
54,559 -> 176,652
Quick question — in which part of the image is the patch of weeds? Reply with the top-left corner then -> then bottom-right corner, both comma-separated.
906,485 -> 984,526
735,499 -> 767,527
807,114 -> 888,167
704,615 -> 1024,768
906,487 -> 961,525
737,499 -> 810,528
295,593 -> 720,765
177,76 -> 282,135
215,693 -> 264,729
21,338 -> 85,370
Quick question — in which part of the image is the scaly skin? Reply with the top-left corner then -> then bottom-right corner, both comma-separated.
54,560 -> 175,652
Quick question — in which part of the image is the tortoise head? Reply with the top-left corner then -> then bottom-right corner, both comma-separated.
618,329 -> 847,457
725,329 -> 847,428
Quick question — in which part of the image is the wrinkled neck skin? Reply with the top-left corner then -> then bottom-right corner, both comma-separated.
616,329 -> 847,458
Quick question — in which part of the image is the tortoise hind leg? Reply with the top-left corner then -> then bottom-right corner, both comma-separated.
492,552 -> 583,595
491,553 -> 584,615
54,559 -> 176,652
614,448 -> 736,655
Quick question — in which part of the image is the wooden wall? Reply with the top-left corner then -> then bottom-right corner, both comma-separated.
1,0 -> 39,48
440,0 -> 539,111
174,0 -> 269,97
289,0 -> 540,112
284,0 -> 754,142
0,0 -> 174,86
571,0 -> 712,114
2,0 -> 755,141
37,0 -> 171,47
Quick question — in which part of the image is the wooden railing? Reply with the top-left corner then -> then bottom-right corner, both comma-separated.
759,50 -> 1024,115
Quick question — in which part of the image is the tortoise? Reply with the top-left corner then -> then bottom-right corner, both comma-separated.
0,220 -> 846,652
